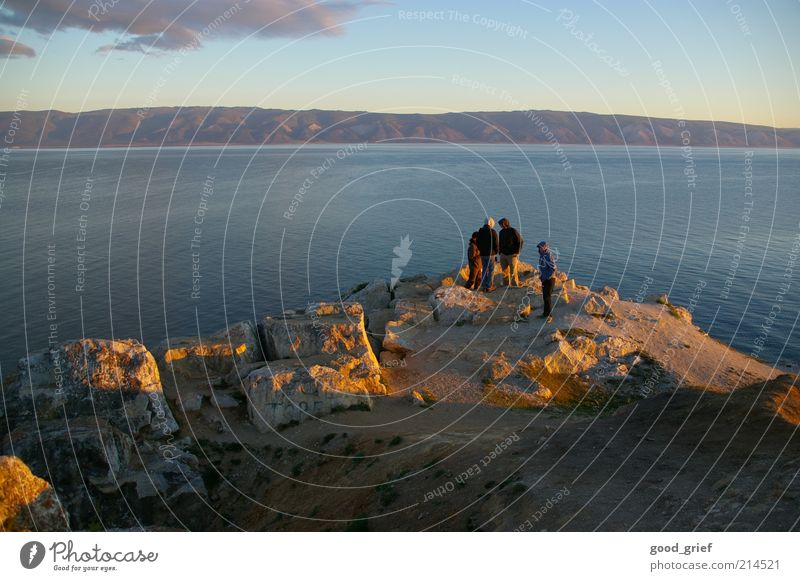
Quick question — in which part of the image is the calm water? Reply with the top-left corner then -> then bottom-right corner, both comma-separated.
1,144 -> 798,373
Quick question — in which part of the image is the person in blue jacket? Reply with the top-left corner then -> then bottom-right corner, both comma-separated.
537,241 -> 557,320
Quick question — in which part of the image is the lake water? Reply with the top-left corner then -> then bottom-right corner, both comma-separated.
1,144 -> 798,374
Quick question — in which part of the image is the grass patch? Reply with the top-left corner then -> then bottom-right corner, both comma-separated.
291,462 -> 303,477
375,483 -> 400,507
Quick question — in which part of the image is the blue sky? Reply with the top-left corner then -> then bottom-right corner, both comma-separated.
1,0 -> 798,127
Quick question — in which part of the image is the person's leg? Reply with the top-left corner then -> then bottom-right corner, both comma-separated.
542,278 -> 554,316
480,256 -> 490,289
465,264 -> 476,289
509,254 -> 519,286
485,256 -> 495,289
499,254 -> 510,286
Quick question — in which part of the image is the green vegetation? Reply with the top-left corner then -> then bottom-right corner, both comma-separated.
375,482 -> 400,507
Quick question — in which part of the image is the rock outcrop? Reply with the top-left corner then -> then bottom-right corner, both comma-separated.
244,359 -> 375,430
345,279 -> 392,314
154,321 -> 261,416
244,302 -> 385,429
2,339 -> 205,530
0,455 -> 69,531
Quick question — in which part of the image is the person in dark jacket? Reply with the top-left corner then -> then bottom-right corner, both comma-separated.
465,232 -> 482,290
476,217 -> 499,291
498,218 -> 524,287
537,240 -> 557,320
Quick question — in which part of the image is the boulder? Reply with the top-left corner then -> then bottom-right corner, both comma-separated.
155,321 -> 262,392
0,455 -> 69,531
346,279 -> 391,314
596,286 -> 620,302
383,299 -> 436,354
484,353 -> 514,383
583,293 -> 615,319
544,337 -> 598,375
596,336 -> 640,360
6,338 -> 177,438
429,285 -> 495,324
668,304 -> 693,323
366,308 -> 395,358
409,390 -> 427,407
392,277 -> 435,301
259,302 -> 377,363
647,293 -> 670,305
243,358 -> 378,431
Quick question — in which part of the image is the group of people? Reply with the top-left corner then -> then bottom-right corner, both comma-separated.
465,217 -> 557,320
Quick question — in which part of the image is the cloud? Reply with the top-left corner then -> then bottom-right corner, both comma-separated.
0,35 -> 36,58
0,0 -> 370,53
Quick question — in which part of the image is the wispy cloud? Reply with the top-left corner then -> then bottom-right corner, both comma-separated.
0,0 -> 370,54
0,35 -> 35,58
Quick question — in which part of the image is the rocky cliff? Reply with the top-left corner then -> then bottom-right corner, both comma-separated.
1,262 -> 796,531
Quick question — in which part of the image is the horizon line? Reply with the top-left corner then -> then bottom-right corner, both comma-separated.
3,105 -> 798,131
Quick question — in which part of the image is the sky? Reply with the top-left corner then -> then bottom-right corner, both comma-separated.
1,0 -> 799,127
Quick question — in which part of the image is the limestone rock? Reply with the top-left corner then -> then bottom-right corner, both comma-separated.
155,321 -> 262,392
647,293 -> 670,305
544,338 -> 598,375
668,304 -> 693,323
583,293 -> 614,318
383,299 -> 436,354
379,350 -> 406,368
259,302 -> 376,363
484,353 -> 514,383
346,279 -> 391,314
0,455 -> 69,531
596,336 -> 640,360
410,390 -> 427,407
3,338 -> 205,530
391,275 -> 436,301
473,287 -> 537,325
7,338 -> 177,438
597,286 -> 620,302
243,360 -> 376,430
366,308 -> 395,359
429,285 -> 495,324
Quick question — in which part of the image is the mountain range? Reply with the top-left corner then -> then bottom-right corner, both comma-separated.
2,107 -> 799,148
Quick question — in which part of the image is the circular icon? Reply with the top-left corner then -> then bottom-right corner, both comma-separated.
20,541 -> 46,569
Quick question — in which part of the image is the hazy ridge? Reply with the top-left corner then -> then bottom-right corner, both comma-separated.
2,107 -> 799,148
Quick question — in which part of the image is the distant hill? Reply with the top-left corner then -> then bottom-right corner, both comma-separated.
2,107 -> 799,148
